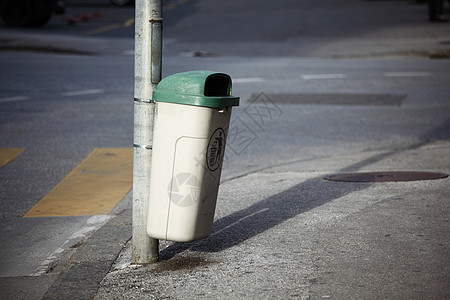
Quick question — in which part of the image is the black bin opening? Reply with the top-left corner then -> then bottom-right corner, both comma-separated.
204,74 -> 231,97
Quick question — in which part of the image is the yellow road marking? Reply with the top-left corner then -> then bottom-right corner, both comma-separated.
85,17 -> 135,36
24,148 -> 133,217
163,0 -> 191,11
123,17 -> 135,27
85,23 -> 122,36
0,148 -> 25,167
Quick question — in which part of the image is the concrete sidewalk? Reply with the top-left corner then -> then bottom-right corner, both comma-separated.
40,141 -> 449,299
97,141 -> 449,299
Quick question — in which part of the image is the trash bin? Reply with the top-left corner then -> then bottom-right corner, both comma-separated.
147,71 -> 240,242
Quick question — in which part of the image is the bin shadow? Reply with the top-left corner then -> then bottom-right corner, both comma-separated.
158,144 -> 423,261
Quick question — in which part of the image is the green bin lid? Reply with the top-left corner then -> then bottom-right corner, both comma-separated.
153,71 -> 240,108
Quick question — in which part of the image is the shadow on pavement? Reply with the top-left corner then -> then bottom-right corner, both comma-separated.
159,114 -> 450,260
159,144 -> 425,260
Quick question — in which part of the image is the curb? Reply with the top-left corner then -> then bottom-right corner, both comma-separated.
42,207 -> 132,299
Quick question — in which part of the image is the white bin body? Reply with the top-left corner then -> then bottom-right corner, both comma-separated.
147,102 -> 232,242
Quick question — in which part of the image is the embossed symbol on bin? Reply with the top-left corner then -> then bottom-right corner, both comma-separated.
207,128 -> 225,171
169,173 -> 202,207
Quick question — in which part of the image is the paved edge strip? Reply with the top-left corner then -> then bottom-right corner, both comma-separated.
42,206 -> 133,300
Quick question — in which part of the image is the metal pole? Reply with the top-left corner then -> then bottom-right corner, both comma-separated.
132,0 -> 162,264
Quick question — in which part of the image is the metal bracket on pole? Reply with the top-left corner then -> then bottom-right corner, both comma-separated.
132,0 -> 162,264
134,97 -> 155,103
150,18 -> 163,84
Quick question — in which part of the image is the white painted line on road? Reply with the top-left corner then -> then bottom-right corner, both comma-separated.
384,72 -> 431,77
301,74 -> 346,80
30,215 -> 112,276
233,77 -> 266,84
0,96 -> 30,103
62,89 -> 105,97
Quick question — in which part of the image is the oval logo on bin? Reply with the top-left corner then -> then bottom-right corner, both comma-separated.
168,173 -> 202,207
207,128 -> 225,172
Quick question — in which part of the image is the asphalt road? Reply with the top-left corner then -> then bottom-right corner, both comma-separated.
2,0 -> 450,57
0,0 -> 449,299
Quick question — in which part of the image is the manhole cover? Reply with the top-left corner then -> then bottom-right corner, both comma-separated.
324,171 -> 448,182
